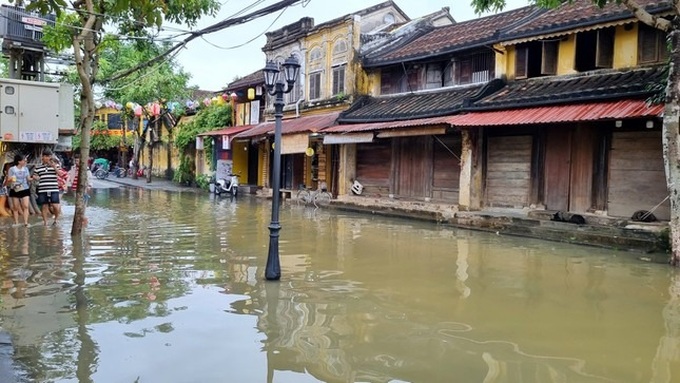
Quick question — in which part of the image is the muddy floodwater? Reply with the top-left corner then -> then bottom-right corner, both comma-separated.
0,186 -> 679,383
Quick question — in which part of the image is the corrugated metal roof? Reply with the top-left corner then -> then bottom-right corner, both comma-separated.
197,125 -> 255,137
235,112 -> 340,139
323,116 -> 452,133
447,100 -> 663,127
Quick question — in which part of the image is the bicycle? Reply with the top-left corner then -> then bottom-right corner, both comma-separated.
296,183 -> 332,208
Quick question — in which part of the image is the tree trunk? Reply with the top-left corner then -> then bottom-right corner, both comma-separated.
70,0 -> 101,236
664,24 -> 680,266
147,118 -> 154,183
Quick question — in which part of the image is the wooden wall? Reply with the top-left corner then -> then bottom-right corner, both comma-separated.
432,135 -> 461,202
607,130 -> 670,220
485,135 -> 533,208
357,140 -> 391,196
395,136 -> 431,198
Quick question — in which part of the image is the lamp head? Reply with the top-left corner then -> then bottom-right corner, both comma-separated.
282,55 -> 300,86
263,60 -> 279,89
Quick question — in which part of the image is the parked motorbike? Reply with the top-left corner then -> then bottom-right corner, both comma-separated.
214,174 -> 239,197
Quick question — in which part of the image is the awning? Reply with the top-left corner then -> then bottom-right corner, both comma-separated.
447,100 -> 664,127
323,132 -> 375,144
322,116 -> 453,134
198,125 -> 255,137
235,112 -> 340,139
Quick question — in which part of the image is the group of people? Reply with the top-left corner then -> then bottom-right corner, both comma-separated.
1,150 -> 92,226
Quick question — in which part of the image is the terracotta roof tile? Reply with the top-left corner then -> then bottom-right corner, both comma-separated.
235,112 -> 340,139
472,65 -> 666,110
503,0 -> 671,40
365,6 -> 541,66
339,84 -> 488,122
226,70 -> 264,91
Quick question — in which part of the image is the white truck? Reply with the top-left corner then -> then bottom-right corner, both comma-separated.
0,77 -> 74,147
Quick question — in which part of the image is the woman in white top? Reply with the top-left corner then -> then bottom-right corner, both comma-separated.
3,154 -> 37,226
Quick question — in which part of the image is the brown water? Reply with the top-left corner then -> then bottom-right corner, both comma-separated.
0,187 -> 679,383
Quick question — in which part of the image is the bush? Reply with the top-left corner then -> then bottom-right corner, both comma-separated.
195,173 -> 211,190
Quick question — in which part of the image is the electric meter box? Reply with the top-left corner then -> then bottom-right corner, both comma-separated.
0,78 -> 74,143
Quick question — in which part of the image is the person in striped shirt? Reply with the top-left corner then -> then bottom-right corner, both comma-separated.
33,149 -> 61,226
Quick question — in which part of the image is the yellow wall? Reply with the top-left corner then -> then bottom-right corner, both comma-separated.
557,35 -> 577,75
232,140 -> 249,179
613,24 -> 638,68
304,18 -> 358,100
501,22 -> 643,80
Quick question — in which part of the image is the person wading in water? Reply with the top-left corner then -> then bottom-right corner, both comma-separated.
34,149 -> 62,226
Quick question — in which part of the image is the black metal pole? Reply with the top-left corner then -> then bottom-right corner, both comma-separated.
265,81 -> 285,281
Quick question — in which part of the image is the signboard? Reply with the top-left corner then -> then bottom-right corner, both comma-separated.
19,132 -> 54,142
216,159 -> 233,180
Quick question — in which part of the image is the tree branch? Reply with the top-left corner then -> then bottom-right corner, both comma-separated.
621,0 -> 672,31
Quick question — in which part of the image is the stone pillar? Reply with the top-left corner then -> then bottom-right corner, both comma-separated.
338,144 -> 357,196
459,129 -> 483,210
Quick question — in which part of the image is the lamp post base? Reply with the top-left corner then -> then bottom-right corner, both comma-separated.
265,223 -> 281,280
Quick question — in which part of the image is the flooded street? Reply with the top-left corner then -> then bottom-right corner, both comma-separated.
1,186 -> 679,382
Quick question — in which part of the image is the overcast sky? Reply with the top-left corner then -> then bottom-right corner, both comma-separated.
1,0 -> 528,90
170,0 -> 529,91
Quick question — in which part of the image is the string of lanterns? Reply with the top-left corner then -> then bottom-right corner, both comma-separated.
95,93 -> 238,116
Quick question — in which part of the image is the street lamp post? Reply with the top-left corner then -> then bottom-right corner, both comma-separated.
263,55 -> 300,281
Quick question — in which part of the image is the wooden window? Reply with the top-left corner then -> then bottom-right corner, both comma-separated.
595,28 -> 614,68
406,68 -> 419,92
332,65 -> 345,95
515,46 -> 528,78
541,41 -> 558,75
638,23 -> 668,64
380,69 -> 395,95
332,40 -> 347,55
309,72 -> 321,100
455,58 -> 472,84
575,28 -> 614,71
425,63 -> 443,89
309,47 -> 322,61
107,113 -> 122,129
455,52 -> 494,85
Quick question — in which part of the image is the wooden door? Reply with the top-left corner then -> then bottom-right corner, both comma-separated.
396,136 -> 432,199
486,135 -> 533,208
608,130 -> 670,220
432,135 -> 461,202
544,129 -> 572,211
357,140 -> 392,196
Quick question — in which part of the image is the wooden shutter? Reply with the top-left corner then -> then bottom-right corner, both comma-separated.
595,28 -> 614,68
541,41 -> 558,75
638,24 -> 660,63
515,46 -> 528,78
309,73 -> 320,99
381,69 -> 393,95
456,58 -> 472,84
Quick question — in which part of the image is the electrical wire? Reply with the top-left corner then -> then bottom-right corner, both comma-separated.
199,6 -> 287,50
104,0 -> 307,83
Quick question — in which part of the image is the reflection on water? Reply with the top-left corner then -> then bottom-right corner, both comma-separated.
0,188 -> 679,382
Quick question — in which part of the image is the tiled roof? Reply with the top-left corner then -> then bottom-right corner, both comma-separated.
471,65 -> 666,110
364,6 -> 542,66
227,70 -> 264,91
338,83 -> 493,122
235,112 -> 340,139
503,0 -> 671,41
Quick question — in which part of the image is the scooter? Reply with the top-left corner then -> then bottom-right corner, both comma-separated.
214,174 -> 239,197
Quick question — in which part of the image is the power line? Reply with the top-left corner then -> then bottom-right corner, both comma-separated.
103,0 -> 307,83
199,6 -> 287,50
